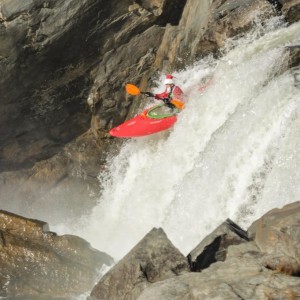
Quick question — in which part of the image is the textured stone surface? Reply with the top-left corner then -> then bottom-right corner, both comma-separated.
187,218 -> 249,271
0,0 -> 184,172
281,0 -> 300,23
248,201 -> 300,267
0,0 -> 189,223
137,222 -> 300,300
0,1 -> 299,299
87,203 -> 300,300
0,0 -> 101,171
138,253 -> 300,299
0,210 -> 113,299
89,228 -> 189,300
154,0 -> 276,70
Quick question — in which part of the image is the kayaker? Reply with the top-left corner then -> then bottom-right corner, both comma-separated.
144,74 -> 185,106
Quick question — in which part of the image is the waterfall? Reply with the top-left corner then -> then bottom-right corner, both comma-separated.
73,18 -> 300,260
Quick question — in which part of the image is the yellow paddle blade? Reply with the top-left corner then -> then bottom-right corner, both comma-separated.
126,83 -> 141,95
171,99 -> 185,109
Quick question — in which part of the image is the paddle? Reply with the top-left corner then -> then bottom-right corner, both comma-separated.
126,83 -> 185,109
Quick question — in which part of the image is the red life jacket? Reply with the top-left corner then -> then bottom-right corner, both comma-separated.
155,85 -> 184,101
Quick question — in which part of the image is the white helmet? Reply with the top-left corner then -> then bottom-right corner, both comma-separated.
164,74 -> 174,85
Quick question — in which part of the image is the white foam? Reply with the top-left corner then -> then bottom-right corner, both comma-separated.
75,19 -> 300,260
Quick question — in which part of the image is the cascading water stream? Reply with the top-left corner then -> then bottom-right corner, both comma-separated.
72,18 -> 300,260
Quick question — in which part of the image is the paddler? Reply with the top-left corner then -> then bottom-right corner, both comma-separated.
143,74 -> 185,107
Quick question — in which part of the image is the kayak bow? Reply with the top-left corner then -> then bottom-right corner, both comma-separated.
109,105 -> 179,138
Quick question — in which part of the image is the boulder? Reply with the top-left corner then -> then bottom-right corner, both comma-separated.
187,218 -> 249,271
91,203 -> 300,299
89,228 -> 189,300
0,210 -> 113,299
138,239 -> 300,299
248,201 -> 300,274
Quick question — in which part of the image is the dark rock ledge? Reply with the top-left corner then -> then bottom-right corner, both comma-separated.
89,201 -> 300,300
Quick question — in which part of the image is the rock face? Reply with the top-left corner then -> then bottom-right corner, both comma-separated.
248,201 -> 300,275
0,210 -> 113,299
0,0 -> 186,219
154,0 -> 277,70
90,202 -> 300,300
1,0 -> 95,171
1,0 -> 300,223
0,0 -> 186,172
89,228 -> 189,300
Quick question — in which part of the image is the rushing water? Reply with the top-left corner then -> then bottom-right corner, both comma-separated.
68,18 -> 300,260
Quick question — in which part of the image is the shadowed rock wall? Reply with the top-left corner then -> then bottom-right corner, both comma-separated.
0,0 -> 186,217
0,0 -> 187,171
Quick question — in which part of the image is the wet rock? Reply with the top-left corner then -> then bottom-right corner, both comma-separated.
286,45 -> 300,70
88,228 -> 189,300
138,231 -> 300,300
281,0 -> 300,23
89,203 -> 300,300
0,210 -> 113,299
154,0 -> 277,70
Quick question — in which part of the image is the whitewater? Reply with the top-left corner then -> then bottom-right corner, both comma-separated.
64,17 -> 300,261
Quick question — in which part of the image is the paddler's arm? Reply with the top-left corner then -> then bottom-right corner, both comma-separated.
142,92 -> 173,107
142,92 -> 154,97
154,91 -> 169,99
142,91 -> 169,101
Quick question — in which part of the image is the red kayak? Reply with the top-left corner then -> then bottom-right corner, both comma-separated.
109,104 -> 179,138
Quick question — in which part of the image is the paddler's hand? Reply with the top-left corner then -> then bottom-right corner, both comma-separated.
162,98 -> 171,104
163,98 -> 175,108
142,92 -> 154,97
